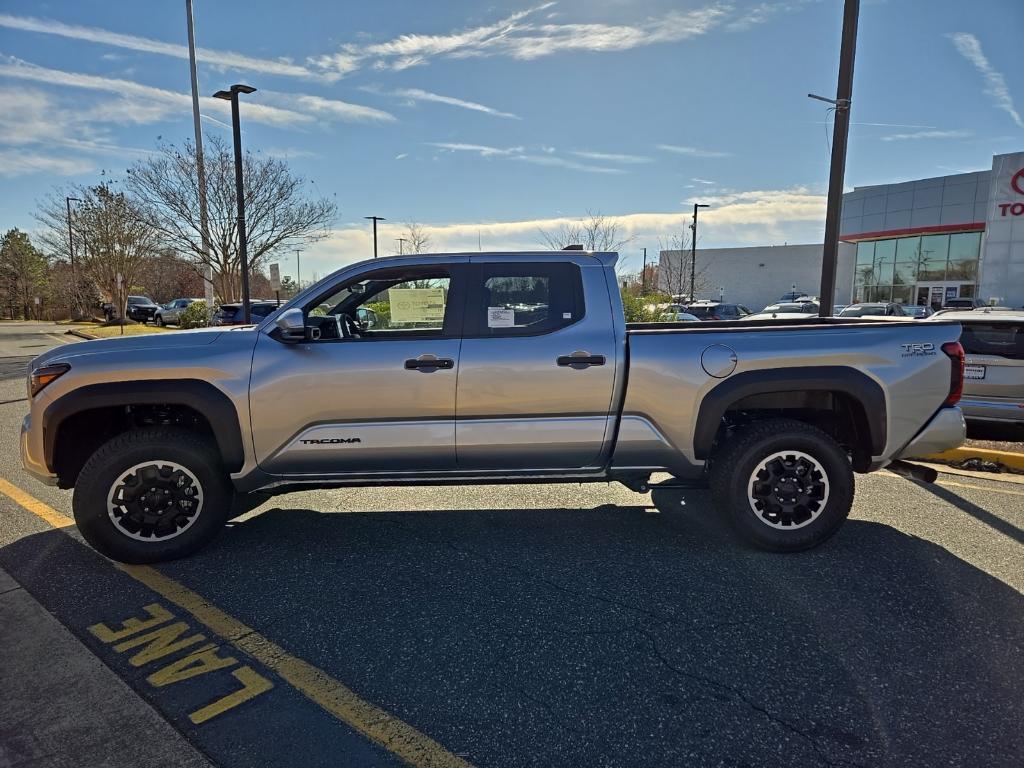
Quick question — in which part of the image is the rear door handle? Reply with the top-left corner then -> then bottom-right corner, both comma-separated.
405,355 -> 454,371
557,353 -> 606,369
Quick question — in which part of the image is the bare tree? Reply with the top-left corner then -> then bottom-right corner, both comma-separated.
403,222 -> 432,254
125,137 -> 337,302
539,210 -> 633,253
656,230 -> 711,301
36,184 -> 160,322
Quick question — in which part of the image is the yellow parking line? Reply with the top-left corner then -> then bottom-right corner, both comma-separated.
0,480 -> 474,768
0,478 -> 74,528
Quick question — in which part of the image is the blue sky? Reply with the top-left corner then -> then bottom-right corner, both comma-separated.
1,0 -> 1022,278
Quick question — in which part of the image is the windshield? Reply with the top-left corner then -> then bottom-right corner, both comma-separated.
763,303 -> 815,314
840,304 -> 886,317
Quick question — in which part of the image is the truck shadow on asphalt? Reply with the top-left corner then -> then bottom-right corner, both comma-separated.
3,493 -> 1022,768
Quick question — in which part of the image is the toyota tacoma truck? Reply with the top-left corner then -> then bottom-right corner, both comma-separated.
22,251 -> 966,563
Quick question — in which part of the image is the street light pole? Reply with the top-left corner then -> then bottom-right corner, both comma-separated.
641,247 -> 648,294
294,248 -> 302,289
364,215 -> 385,258
185,0 -> 216,317
65,196 -> 82,319
689,203 -> 709,302
213,84 -> 256,323
816,0 -> 860,317
396,237 -> 407,256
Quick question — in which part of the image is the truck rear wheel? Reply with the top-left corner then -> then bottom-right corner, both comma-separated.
72,427 -> 232,563
709,418 -> 853,551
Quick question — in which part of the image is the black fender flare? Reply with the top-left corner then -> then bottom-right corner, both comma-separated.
693,366 -> 886,459
43,379 -> 245,473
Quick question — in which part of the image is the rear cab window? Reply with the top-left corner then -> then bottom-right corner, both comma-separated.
467,262 -> 583,336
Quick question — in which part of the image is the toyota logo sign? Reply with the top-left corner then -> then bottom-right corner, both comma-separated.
997,167 -> 1024,217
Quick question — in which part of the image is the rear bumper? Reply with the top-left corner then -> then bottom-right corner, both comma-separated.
959,397 -> 1024,426
896,406 -> 966,460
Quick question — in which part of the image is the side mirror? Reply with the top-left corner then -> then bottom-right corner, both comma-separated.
275,307 -> 307,343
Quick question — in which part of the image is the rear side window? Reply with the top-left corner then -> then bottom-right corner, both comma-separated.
687,306 -> 714,319
471,262 -> 582,336
960,322 -> 1024,360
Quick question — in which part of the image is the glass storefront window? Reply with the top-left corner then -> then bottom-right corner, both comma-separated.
873,240 -> 895,284
893,261 -> 916,286
856,241 -> 874,266
917,234 -> 949,281
948,232 -> 981,280
891,284 -> 913,304
895,236 -> 920,263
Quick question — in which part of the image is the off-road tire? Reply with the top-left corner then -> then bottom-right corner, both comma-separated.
73,427 -> 232,563
709,418 -> 854,552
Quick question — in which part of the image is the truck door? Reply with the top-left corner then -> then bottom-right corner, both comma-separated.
249,261 -> 467,476
455,258 -> 618,470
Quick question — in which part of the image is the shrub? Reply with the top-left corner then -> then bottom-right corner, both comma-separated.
178,300 -> 209,329
621,293 -> 655,323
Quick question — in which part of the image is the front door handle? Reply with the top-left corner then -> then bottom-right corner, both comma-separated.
405,355 -> 454,371
557,352 -> 606,369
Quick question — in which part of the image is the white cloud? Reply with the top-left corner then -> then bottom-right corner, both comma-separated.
427,142 -> 524,156
692,177 -> 715,184
311,3 -> 731,76
264,92 -> 396,123
0,56 -> 312,128
0,13 -> 316,79
880,129 -> 971,142
0,148 -> 93,177
726,1 -> 817,32
513,154 -> 624,174
377,86 -> 520,119
395,153 -> 409,160
297,187 -> 828,275
948,32 -> 1023,129
657,144 -> 732,158
570,150 -> 651,163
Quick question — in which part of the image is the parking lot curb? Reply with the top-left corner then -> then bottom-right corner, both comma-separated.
66,329 -> 98,340
921,446 -> 1024,472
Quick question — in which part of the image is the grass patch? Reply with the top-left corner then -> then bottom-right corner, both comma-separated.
81,323 -> 174,338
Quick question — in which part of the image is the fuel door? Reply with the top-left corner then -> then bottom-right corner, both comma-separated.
701,344 -> 738,378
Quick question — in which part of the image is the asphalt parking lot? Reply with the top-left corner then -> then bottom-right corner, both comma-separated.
1,322 -> 1022,768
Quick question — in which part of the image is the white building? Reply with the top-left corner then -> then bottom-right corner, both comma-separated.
660,150 -> 1024,311
657,243 -> 856,311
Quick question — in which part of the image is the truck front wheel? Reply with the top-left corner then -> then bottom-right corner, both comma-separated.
709,418 -> 853,552
72,428 -> 232,563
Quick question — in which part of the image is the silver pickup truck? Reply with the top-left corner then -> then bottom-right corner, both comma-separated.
22,251 -> 966,563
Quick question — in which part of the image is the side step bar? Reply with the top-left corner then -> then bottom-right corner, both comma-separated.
618,475 -> 708,494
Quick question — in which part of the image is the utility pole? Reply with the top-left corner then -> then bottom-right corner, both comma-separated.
815,0 -> 860,317
294,248 -> 302,289
364,215 -> 385,258
689,203 -> 709,302
396,237 -> 407,255
185,0 -> 215,317
213,84 -> 257,322
65,196 -> 82,319
641,247 -> 648,294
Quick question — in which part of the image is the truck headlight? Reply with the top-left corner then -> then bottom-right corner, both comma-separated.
30,363 -> 70,397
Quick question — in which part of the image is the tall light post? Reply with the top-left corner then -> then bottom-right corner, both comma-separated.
213,83 -> 256,323
641,246 -> 648,294
65,196 -> 82,318
364,215 -> 385,258
396,237 -> 407,256
689,203 -> 709,302
812,0 -> 860,316
293,248 -> 302,290
184,0 -> 215,317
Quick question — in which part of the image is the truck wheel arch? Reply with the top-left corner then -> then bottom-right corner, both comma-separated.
43,380 -> 245,483
693,366 -> 886,462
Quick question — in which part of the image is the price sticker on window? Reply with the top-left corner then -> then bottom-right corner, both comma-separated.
487,307 -> 515,328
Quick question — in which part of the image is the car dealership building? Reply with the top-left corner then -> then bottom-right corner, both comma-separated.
659,150 -> 1024,311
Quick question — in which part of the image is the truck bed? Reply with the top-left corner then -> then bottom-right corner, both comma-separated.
627,317 -> 958,333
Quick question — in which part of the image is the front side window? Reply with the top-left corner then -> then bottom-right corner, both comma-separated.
309,268 -> 454,340
471,263 -> 581,336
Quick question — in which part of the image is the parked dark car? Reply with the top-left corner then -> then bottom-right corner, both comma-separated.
125,295 -> 159,322
904,305 -> 935,319
212,300 -> 280,326
684,301 -> 752,320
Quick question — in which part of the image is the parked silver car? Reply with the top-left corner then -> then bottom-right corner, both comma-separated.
933,310 -> 1024,431
154,298 -> 202,326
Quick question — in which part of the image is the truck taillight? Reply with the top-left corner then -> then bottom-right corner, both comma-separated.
941,341 -> 964,407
